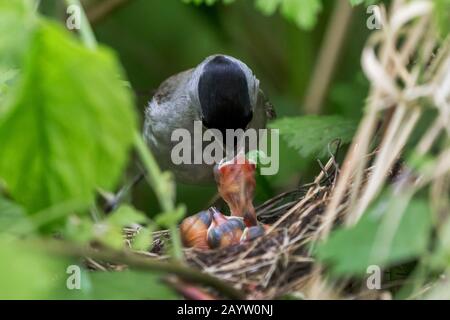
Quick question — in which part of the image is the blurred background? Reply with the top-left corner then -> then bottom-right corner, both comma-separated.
40,0 -> 372,217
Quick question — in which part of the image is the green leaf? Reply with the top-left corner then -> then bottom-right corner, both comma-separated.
430,218 -> 450,269
434,0 -> 450,40
349,0 -> 364,5
316,198 -> 432,276
64,215 -> 94,244
280,0 -> 322,30
269,115 -> 356,158
94,223 -> 124,250
0,21 -> 136,214
155,205 -> 186,228
255,0 -> 323,30
348,0 -> 378,6
0,238 -> 68,299
0,0 -> 36,72
0,69 -> 19,105
255,0 -> 282,15
108,205 -> 148,228
0,0 -> 35,106
406,151 -> 436,175
183,0 -> 322,30
132,227 -> 153,251
0,197 -> 30,234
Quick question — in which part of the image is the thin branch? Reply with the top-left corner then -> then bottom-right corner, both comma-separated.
37,240 -> 245,300
303,0 -> 354,114
86,0 -> 135,25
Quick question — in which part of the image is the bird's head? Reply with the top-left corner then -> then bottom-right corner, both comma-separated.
194,55 -> 259,134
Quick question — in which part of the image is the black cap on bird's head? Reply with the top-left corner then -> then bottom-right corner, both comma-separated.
198,56 -> 253,134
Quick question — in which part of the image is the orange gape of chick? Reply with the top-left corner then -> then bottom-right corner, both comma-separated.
180,153 -> 266,249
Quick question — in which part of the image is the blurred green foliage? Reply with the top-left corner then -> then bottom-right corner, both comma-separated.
270,115 -> 356,158
63,270 -> 178,299
0,20 -> 136,213
435,0 -> 450,39
0,238 -> 69,299
184,0 -> 323,30
316,197 -> 432,276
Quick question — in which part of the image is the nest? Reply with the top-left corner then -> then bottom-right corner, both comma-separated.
183,167 -> 334,298
117,158 -> 345,299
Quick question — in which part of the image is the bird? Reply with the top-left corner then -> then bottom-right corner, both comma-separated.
143,54 -> 275,184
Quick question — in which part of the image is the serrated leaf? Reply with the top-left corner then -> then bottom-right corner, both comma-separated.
269,115 -> 356,158
316,198 -> 432,276
0,21 -> 136,213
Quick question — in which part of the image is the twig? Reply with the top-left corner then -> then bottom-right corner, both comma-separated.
86,0 -> 135,25
303,0 -> 354,114
37,239 -> 245,300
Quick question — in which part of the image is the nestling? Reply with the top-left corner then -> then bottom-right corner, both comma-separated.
179,153 -> 268,250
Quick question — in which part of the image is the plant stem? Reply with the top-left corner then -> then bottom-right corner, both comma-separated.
133,132 -> 183,260
37,240 -> 244,300
87,0 -> 135,25
303,0 -> 353,114
64,0 -> 98,49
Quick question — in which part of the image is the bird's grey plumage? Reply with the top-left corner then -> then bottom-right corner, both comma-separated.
143,54 -> 275,184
